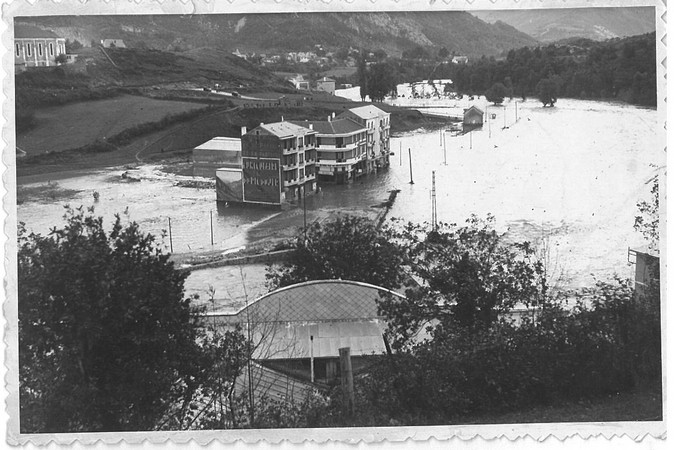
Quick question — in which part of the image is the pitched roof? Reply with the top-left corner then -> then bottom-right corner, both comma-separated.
291,118 -> 365,136
195,136 -> 241,152
341,105 -> 388,120
254,121 -> 315,139
234,362 -> 317,404
464,105 -> 484,115
318,77 -> 335,82
14,24 -> 61,39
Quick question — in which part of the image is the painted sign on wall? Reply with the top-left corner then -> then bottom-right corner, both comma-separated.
243,157 -> 281,204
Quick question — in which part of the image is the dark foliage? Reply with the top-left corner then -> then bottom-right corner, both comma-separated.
380,216 -> 547,345
18,207 -> 247,432
266,215 -> 406,291
485,82 -> 508,104
450,33 -> 656,106
361,278 -> 661,425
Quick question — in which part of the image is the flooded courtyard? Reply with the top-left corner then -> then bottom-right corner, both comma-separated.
16,97 -> 663,311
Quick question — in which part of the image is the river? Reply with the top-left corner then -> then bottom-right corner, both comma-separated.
17,96 -> 663,309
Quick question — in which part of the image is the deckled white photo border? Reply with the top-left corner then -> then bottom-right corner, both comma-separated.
1,0 -> 667,446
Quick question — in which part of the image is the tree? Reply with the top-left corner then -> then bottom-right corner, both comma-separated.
357,55 -> 368,101
266,215 -> 406,291
634,175 -> 659,251
65,39 -> 83,53
438,47 -> 450,60
484,82 -> 508,104
367,62 -> 398,102
54,53 -> 68,65
380,215 -> 547,345
536,78 -> 559,107
18,207 -> 247,432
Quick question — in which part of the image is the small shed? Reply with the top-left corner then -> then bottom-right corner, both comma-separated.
100,39 -> 126,48
463,105 -> 484,128
210,280 -> 406,385
628,246 -> 660,300
193,136 -> 242,178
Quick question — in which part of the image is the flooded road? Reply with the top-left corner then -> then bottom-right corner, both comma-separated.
17,97 -> 662,307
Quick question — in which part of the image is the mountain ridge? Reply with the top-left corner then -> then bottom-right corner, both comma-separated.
17,12 -> 539,58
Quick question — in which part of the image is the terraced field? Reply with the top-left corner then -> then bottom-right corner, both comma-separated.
16,95 -> 207,155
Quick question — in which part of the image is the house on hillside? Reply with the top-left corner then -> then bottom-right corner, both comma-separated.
293,116 -> 368,184
452,55 -> 469,64
288,74 -> 310,91
14,24 -> 66,70
210,280 -> 405,386
463,105 -> 484,129
315,77 -> 336,95
338,105 -> 391,173
100,39 -> 126,48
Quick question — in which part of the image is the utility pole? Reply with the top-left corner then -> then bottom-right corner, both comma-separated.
210,210 -> 214,246
168,217 -> 173,253
470,130 -> 472,150
399,141 -> 402,166
302,184 -> 307,242
443,131 -> 447,165
503,104 -> 507,128
310,335 -> 315,383
431,171 -> 437,231
408,148 -> 414,184
339,347 -> 355,418
515,101 -> 519,122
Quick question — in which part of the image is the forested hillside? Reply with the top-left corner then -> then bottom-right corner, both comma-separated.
451,33 -> 656,106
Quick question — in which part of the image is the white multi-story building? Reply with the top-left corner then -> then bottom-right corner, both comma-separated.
294,116 -> 368,184
338,105 -> 391,173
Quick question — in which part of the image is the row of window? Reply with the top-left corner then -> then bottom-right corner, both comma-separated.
15,41 -> 60,59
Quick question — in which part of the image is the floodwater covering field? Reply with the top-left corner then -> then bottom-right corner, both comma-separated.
16,95 -> 663,310
17,95 -> 206,155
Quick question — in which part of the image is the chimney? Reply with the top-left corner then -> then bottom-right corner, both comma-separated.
281,116 -> 284,122
309,123 -> 313,130
332,112 -> 336,119
241,126 -> 247,136
260,122 -> 264,126
328,115 -> 331,122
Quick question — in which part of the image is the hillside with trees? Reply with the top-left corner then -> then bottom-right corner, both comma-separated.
450,32 -> 656,106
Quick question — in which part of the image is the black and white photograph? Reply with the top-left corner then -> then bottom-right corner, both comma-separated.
2,0 -> 667,447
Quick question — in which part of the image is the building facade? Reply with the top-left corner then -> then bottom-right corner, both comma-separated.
293,117 -> 367,184
338,105 -> 391,173
315,77 -> 336,95
239,121 -> 318,206
463,105 -> 484,129
14,24 -> 66,69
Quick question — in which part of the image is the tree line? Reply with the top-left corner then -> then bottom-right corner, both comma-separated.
349,32 -> 655,107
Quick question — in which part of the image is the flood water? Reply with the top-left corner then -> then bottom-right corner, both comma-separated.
17,96 -> 662,306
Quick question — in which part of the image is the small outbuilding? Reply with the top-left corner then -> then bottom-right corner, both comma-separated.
316,77 -> 336,95
463,105 -> 484,129
193,136 -> 242,178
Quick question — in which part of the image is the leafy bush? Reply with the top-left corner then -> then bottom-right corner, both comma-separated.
361,278 -> 661,424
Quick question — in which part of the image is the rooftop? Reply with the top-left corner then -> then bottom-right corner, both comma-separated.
291,118 -> 365,136
341,105 -> 388,120
195,136 -> 242,152
212,279 -> 404,324
15,24 -> 61,39
256,121 -> 315,139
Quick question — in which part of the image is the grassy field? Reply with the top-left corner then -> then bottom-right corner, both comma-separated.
17,95 -> 208,156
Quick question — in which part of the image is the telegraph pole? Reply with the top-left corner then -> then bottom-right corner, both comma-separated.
431,171 -> 437,230
408,148 -> 414,184
443,132 -> 447,165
